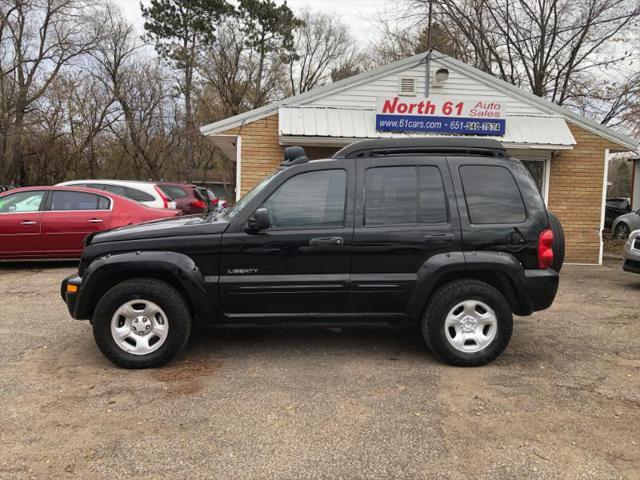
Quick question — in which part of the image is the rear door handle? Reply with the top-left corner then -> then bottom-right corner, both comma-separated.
423,233 -> 454,241
309,236 -> 343,246
20,220 -> 37,225
88,218 -> 103,223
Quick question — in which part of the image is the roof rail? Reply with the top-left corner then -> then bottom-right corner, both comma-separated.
332,138 -> 508,159
282,146 -> 309,167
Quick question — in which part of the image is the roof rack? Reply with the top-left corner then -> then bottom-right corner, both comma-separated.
332,138 -> 508,159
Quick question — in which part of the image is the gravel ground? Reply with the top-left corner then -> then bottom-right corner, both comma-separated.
0,260 -> 639,479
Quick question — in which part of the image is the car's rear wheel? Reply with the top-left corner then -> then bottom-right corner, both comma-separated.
614,222 -> 630,240
92,278 -> 191,369
422,280 -> 513,366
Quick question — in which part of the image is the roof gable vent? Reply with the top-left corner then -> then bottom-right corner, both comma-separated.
398,77 -> 417,96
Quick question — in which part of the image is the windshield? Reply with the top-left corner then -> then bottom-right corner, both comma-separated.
228,170 -> 280,217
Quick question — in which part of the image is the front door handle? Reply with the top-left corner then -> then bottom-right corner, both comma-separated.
88,218 -> 104,223
309,236 -> 343,246
20,220 -> 37,225
423,233 -> 454,241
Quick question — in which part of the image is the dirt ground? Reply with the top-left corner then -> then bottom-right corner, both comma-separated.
0,259 -> 639,480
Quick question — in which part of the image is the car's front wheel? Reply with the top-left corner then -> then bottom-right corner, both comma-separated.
92,278 -> 191,369
614,222 -> 631,240
422,280 -> 513,366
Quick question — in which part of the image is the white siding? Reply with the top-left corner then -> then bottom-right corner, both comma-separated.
302,59 -> 548,117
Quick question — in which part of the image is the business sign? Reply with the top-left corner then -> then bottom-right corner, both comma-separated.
376,95 -> 506,136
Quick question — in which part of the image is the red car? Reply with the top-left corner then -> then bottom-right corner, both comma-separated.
0,186 -> 180,259
155,182 -> 211,215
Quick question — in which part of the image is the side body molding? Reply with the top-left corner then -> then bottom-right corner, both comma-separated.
73,251 -> 216,322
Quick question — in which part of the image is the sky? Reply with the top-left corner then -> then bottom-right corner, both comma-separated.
112,0 -> 391,46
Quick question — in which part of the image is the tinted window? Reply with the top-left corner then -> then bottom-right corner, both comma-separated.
365,167 -> 416,225
460,165 -> 526,224
0,191 -> 44,213
262,170 -> 346,228
50,191 -> 110,211
365,166 -> 447,225
124,187 -> 154,202
159,185 -> 188,200
419,166 -> 448,223
102,184 -> 154,202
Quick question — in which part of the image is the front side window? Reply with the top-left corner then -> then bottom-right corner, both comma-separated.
50,191 -> 110,211
365,166 -> 448,226
460,165 -> 526,224
262,169 -> 346,228
0,191 -> 45,213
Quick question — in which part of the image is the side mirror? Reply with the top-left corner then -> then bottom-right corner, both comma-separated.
247,207 -> 271,232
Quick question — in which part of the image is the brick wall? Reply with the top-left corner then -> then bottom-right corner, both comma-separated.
222,114 -> 621,264
220,114 -> 339,195
547,122 -> 618,264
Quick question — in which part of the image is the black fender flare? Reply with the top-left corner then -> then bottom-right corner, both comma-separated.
406,251 -> 533,317
74,251 -> 216,322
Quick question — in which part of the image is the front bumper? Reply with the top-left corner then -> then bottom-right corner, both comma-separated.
61,274 -> 83,319
523,268 -> 559,312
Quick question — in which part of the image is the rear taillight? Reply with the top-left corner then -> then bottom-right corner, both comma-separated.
154,186 -> 170,208
210,198 -> 218,206
538,228 -> 554,269
190,199 -> 206,209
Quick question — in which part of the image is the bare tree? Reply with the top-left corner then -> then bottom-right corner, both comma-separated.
287,10 -> 356,95
0,0 -> 100,184
401,0 -> 640,107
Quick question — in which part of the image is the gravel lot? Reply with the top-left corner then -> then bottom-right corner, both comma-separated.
0,260 -> 639,479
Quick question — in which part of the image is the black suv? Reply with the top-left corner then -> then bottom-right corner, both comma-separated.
62,138 -> 562,369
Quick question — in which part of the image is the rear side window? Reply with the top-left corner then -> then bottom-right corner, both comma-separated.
365,166 -> 448,225
102,184 -> 154,202
159,185 -> 188,200
50,191 -> 110,211
460,165 -> 526,224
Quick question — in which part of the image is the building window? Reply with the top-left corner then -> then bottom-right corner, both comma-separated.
521,159 -> 545,194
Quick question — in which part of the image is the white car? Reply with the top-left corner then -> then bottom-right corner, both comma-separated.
56,180 -> 176,210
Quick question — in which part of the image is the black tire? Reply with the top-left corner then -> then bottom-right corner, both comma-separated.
92,278 -> 191,369
614,222 -> 630,240
421,280 -> 513,367
547,211 -> 565,273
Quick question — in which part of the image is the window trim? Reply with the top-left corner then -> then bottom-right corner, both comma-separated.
459,164 -> 528,226
362,165 -> 450,228
258,168 -> 348,231
45,190 -> 113,213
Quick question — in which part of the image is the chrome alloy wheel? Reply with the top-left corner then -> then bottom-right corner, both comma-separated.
444,300 -> 498,353
110,300 -> 169,355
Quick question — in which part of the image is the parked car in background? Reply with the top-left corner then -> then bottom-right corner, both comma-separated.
611,209 -> 640,239
156,182 -> 209,215
0,186 -> 180,259
623,229 -> 640,273
57,180 -> 176,210
193,186 -> 227,212
605,197 -> 631,229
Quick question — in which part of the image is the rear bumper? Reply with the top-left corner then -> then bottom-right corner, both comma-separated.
522,268 -> 559,312
61,274 -> 83,319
